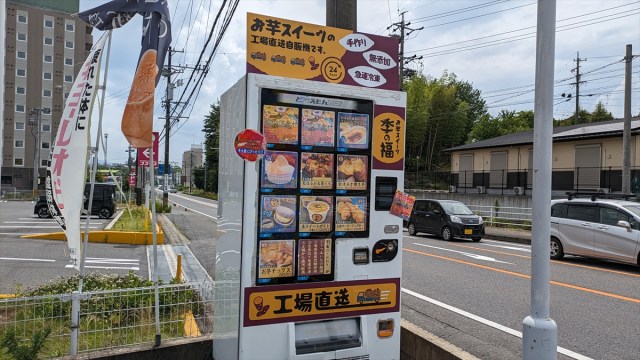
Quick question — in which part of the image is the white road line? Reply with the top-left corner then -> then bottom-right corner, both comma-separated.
4,221 -> 102,225
65,265 -> 140,270
411,241 -> 514,264
402,288 -> 593,360
169,193 -> 218,208
173,204 -> 216,220
0,257 -> 55,262
481,243 -> 532,253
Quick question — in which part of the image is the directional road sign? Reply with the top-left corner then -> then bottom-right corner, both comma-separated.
137,131 -> 159,167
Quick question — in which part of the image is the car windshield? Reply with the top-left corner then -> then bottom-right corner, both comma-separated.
622,205 -> 640,217
441,201 -> 474,215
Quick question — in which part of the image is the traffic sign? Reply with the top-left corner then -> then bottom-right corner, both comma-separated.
137,131 -> 159,167
158,164 -> 171,175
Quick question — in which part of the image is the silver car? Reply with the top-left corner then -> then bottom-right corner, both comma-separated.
550,197 -> 640,267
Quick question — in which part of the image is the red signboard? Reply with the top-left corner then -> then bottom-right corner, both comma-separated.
128,174 -> 136,186
137,131 -> 159,167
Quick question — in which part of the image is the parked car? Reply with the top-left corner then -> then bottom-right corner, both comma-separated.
550,196 -> 640,267
34,183 -> 116,219
406,199 -> 484,241
169,186 -> 177,193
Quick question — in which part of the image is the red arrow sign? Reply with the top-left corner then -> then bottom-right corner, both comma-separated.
137,131 -> 159,167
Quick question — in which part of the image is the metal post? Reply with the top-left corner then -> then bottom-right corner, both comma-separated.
163,47 -> 172,207
149,135 -> 161,347
29,108 -> 42,199
104,133 -> 108,165
70,291 -> 80,355
523,1 -> 558,359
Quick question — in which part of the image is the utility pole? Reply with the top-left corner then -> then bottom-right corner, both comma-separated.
622,44 -> 633,194
104,133 -> 108,165
326,0 -> 357,31
388,12 -> 423,90
125,145 -> 134,168
29,108 -> 42,199
572,52 -> 586,124
162,47 -> 173,207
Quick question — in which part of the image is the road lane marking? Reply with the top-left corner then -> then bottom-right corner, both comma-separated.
65,257 -> 140,270
4,221 -> 102,225
407,236 -> 640,277
0,257 -> 55,262
412,242 -> 514,264
65,265 -> 140,270
172,203 -> 216,220
403,247 -> 640,304
0,226 -> 98,229
401,288 -> 593,360
168,193 -> 218,208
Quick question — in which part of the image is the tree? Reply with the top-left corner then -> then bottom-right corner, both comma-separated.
468,110 -> 535,142
589,101 -> 613,123
202,102 -> 220,193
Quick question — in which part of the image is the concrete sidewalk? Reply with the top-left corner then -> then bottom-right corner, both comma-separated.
484,226 -> 531,245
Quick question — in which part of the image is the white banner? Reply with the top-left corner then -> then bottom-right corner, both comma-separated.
45,32 -> 109,270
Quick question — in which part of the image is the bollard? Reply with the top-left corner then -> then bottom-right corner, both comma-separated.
176,254 -> 182,282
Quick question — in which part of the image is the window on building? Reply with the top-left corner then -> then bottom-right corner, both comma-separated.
15,140 -> 24,148
64,58 -> 73,66
44,37 -> 53,46
41,142 -> 50,149
64,75 -> 73,83
14,158 -> 24,166
43,89 -> 52,97
64,92 -> 69,98
44,19 -> 53,28
41,159 -> 49,167
17,14 -> 27,23
65,41 -> 74,49
42,108 -> 51,115
17,51 -> 26,59
16,104 -> 25,112
17,68 -> 26,77
15,122 -> 25,130
66,23 -> 74,32
43,72 -> 52,80
17,33 -> 26,41
42,124 -> 51,132
44,54 -> 53,63
16,87 -> 25,95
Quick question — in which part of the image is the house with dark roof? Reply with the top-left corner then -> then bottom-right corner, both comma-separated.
446,117 -> 640,196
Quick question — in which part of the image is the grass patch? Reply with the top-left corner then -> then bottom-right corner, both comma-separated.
112,207 -> 149,232
187,190 -> 217,201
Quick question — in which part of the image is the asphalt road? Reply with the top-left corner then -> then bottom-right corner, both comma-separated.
0,201 -> 148,294
402,233 -> 640,360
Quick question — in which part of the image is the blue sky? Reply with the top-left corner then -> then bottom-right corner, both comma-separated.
78,0 -> 640,166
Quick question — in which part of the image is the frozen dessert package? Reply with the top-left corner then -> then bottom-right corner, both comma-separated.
335,196 -> 367,232
337,112 -> 369,149
260,195 -> 297,233
262,151 -> 298,188
301,109 -> 335,147
258,239 -> 295,278
299,196 -> 333,232
262,105 -> 299,145
300,152 -> 334,190
336,155 -> 368,190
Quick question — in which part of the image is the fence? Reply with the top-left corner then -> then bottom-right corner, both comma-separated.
0,281 -> 214,358
466,204 -> 532,229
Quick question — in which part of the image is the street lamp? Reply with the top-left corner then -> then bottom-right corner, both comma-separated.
29,108 -> 42,199
104,133 -> 108,165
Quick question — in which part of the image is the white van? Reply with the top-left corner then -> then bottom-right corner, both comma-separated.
550,197 -> 640,267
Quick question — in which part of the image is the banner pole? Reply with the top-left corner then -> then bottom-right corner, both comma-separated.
149,134 -> 161,346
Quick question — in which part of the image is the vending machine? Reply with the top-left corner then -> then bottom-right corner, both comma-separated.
214,73 -> 406,359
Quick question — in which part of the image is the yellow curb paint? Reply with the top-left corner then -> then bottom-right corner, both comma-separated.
20,224 -> 163,245
184,310 -> 201,337
0,294 -> 16,299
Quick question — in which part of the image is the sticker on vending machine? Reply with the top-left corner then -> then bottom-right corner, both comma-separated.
337,112 -> 369,149
336,155 -> 368,190
262,151 -> 298,189
258,239 -> 295,279
262,105 -> 299,145
335,196 -> 367,232
299,196 -> 333,232
260,195 -> 297,233
301,109 -> 335,147
297,238 -> 332,276
300,153 -> 334,190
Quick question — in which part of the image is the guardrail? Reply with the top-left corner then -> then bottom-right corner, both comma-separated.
0,281 -> 213,358
466,204 -> 532,229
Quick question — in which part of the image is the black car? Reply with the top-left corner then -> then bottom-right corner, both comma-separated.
34,183 -> 116,219
406,199 -> 484,242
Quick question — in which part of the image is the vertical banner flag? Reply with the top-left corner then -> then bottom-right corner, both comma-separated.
45,32 -> 109,270
79,0 -> 171,148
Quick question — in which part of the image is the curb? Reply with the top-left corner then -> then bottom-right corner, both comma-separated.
104,208 -> 125,230
20,225 -> 164,245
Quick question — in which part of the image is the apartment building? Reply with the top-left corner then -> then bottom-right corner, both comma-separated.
182,144 -> 203,188
2,0 -> 92,191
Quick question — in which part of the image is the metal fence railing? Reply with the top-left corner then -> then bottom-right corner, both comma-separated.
466,204 -> 533,229
0,281 -> 214,358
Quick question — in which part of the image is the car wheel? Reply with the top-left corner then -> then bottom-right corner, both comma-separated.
441,226 -> 452,241
37,206 -> 51,218
550,237 -> 564,260
407,222 -> 417,236
98,208 -> 112,219
472,237 -> 482,242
